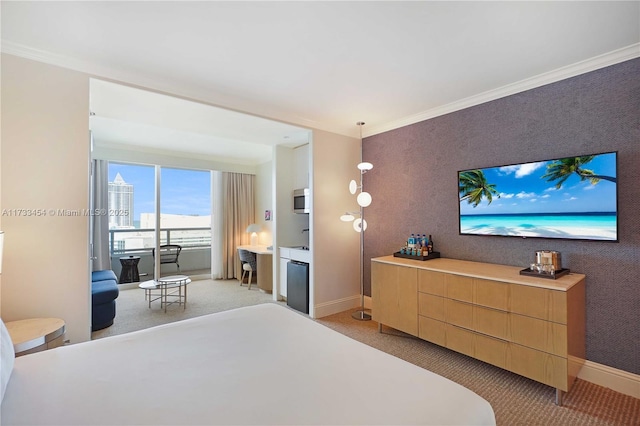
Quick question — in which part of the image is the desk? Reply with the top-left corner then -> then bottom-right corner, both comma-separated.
237,245 -> 273,293
119,256 -> 140,283
5,318 -> 65,357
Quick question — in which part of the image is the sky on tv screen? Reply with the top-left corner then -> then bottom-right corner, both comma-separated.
458,152 -> 617,216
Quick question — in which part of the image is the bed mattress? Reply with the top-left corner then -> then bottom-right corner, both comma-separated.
1,303 -> 495,425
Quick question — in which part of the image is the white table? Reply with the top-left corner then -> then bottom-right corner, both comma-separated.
139,275 -> 191,312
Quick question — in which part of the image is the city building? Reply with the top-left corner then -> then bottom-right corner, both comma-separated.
108,173 -> 134,228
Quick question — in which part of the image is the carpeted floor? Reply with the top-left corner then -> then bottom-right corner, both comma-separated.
91,278 -> 274,339
94,279 -> 640,425
318,312 -> 640,426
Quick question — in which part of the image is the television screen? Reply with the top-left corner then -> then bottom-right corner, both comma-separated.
458,151 -> 618,241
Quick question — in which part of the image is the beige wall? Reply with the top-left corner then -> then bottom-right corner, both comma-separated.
0,53 -> 363,336
310,130 -> 361,317
255,161 -> 273,246
1,54 -> 91,343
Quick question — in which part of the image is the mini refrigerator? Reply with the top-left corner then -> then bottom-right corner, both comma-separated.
287,260 -> 309,314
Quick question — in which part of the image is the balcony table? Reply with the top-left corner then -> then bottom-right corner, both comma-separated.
119,255 -> 141,283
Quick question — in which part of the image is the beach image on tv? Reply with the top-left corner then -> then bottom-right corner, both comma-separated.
458,152 -> 617,241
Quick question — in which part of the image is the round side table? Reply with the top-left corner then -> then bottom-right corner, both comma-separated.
5,318 -> 66,357
119,255 -> 141,283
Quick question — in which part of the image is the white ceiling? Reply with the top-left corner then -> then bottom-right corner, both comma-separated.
89,79 -> 312,164
2,1 -> 639,163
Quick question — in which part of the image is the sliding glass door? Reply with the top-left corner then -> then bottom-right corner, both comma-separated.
159,167 -> 211,277
107,162 -> 212,281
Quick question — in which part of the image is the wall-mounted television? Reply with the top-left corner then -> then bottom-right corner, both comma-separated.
458,151 -> 618,242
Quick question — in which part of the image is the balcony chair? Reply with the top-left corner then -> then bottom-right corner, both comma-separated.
152,244 -> 182,276
237,249 -> 257,290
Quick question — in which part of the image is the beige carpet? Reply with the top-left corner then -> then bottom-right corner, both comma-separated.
92,278 -> 273,339
317,313 -> 640,426
94,279 -> 639,425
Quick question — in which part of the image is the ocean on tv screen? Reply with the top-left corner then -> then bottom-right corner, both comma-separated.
459,212 -> 617,241
458,152 -> 617,241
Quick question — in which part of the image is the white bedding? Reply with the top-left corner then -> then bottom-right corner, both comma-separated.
1,303 -> 495,425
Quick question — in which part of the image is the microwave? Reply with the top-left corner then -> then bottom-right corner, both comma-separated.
293,188 -> 310,214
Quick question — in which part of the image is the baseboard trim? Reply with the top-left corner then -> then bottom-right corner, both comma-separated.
578,360 -> 640,399
314,296 -> 361,319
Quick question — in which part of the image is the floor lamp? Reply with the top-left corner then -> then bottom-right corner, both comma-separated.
340,122 -> 372,321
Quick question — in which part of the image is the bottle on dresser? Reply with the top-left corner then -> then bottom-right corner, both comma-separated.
420,234 -> 428,255
427,234 -> 434,253
408,234 -> 416,255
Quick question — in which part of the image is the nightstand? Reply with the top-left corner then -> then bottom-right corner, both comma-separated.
5,318 -> 66,357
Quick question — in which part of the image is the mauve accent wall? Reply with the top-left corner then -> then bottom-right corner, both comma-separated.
363,58 -> 639,374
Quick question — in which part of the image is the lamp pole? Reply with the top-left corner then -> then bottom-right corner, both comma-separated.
352,121 -> 371,321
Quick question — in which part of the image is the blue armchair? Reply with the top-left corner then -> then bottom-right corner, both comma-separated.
91,270 -> 119,331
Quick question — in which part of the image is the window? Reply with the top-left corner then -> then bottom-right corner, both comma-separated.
160,167 -> 212,251
108,163 -> 155,254
107,162 -> 212,276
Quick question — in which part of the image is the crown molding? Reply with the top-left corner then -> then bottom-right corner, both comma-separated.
2,40 -> 128,82
363,43 -> 640,138
3,40 -> 638,139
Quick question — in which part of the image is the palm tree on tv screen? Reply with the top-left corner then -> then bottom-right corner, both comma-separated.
542,155 -> 616,189
459,170 -> 500,207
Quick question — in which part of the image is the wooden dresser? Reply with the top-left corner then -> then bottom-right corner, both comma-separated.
371,256 -> 585,405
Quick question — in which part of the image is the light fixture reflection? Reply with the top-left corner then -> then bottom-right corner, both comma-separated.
357,162 -> 373,171
340,213 -> 355,222
349,179 -> 358,195
357,191 -> 372,207
353,218 -> 367,233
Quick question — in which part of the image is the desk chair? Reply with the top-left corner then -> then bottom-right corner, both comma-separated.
152,244 -> 182,275
238,249 -> 257,290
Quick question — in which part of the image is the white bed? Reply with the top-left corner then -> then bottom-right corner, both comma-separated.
1,303 -> 495,425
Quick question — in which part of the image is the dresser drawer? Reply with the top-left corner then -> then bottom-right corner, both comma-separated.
419,316 -> 446,346
474,278 -> 509,311
444,299 -> 473,329
473,305 -> 509,341
418,270 -> 445,296
510,313 -> 567,357
419,293 -> 445,321
474,333 -> 508,370
511,284 -> 567,324
508,343 -> 568,390
445,274 -> 473,302
445,323 -> 475,357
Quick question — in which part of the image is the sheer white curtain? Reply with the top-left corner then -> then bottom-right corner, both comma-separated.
211,171 -> 224,279
92,159 -> 111,271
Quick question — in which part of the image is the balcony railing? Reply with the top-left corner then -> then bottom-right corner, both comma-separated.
109,227 -> 211,255
109,227 -> 212,281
